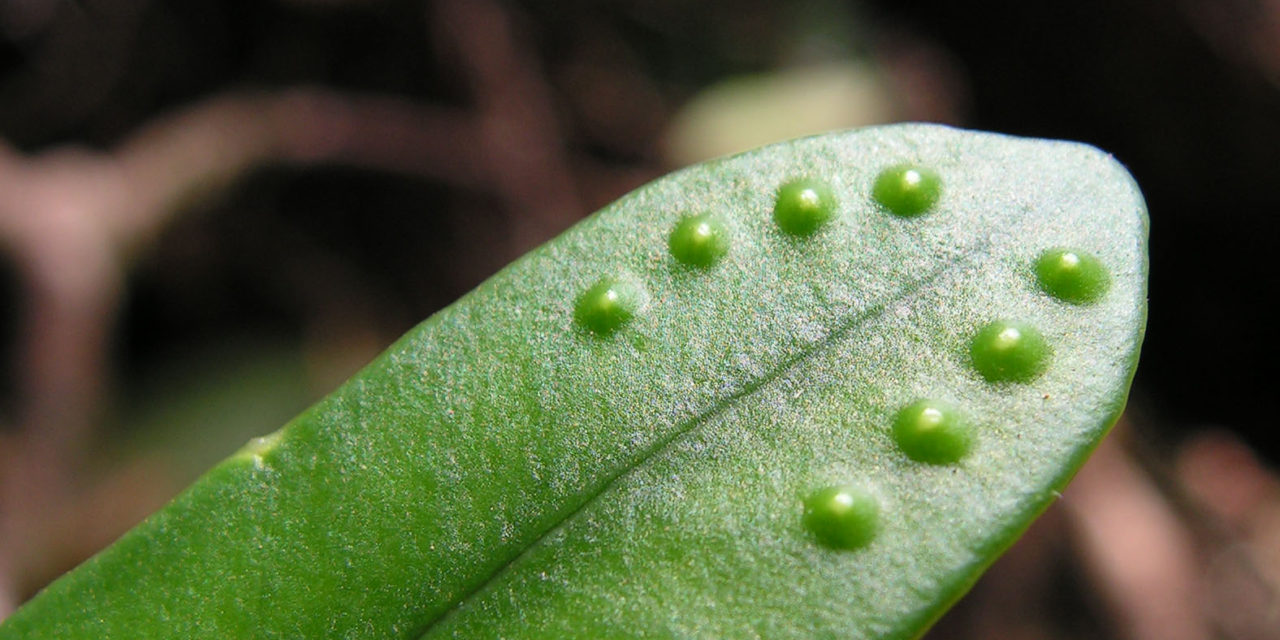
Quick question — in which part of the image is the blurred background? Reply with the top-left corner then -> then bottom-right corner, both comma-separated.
1,1 -> 1278,638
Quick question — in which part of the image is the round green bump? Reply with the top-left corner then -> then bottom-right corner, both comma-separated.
773,178 -> 837,236
1035,247 -> 1110,304
802,485 -> 880,551
872,164 -> 942,217
232,428 -> 286,468
668,212 -> 730,267
574,277 -> 643,336
892,399 -> 973,465
969,320 -> 1051,383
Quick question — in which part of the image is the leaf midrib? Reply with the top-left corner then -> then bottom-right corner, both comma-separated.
413,232 -> 999,639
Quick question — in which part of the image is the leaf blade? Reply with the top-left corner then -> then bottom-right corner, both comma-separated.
0,124 -> 1147,640
419,127 -> 1147,638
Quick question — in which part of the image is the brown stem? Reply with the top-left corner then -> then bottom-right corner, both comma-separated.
0,87 -> 495,612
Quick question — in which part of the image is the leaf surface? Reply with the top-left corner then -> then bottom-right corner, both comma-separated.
0,124 -> 1147,639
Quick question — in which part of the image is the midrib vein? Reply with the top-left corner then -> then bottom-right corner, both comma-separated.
414,236 -> 997,639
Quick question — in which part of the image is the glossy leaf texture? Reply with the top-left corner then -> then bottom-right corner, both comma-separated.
0,124 -> 1148,639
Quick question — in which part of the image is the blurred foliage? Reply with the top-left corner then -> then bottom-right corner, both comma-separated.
663,61 -> 899,165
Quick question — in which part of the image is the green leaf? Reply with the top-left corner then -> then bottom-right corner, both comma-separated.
0,124 -> 1148,639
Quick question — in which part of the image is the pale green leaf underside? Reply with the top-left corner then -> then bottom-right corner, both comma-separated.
0,124 -> 1147,639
